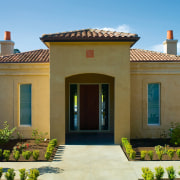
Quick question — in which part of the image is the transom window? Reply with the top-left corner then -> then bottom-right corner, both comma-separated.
148,83 -> 160,125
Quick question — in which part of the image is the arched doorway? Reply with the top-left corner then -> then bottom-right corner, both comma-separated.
65,73 -> 114,144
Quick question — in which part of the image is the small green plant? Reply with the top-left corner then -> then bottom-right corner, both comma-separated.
155,166 -> 164,180
121,137 -> 129,148
155,145 -> 164,160
13,150 -> 20,161
155,145 -> 169,154
0,121 -> 16,144
0,149 -> 2,159
166,166 -> 176,180
5,168 -> 16,180
22,151 -> 32,160
142,167 -> 154,180
32,150 -> 39,161
45,151 -> 52,161
176,149 -> 180,159
0,167 -> 3,179
19,168 -> 28,180
129,150 -> 136,160
126,144 -> 132,155
27,169 -> 39,180
140,151 -> 147,160
167,149 -> 176,160
169,122 -> 180,146
147,150 -> 154,160
46,144 -> 54,153
156,151 -> 164,161
3,150 -> 10,161
31,129 -> 48,145
49,139 -> 57,147
121,138 -> 135,160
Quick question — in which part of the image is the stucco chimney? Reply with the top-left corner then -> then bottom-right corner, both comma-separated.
0,31 -> 14,56
163,30 -> 178,55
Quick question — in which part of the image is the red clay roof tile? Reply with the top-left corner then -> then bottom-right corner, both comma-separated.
40,29 -> 139,43
1,48 -> 180,64
0,49 -> 49,63
130,49 -> 180,62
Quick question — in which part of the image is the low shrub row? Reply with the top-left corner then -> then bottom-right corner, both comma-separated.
45,139 -> 57,161
121,138 -> 180,161
140,145 -> 180,161
0,149 -> 40,161
121,137 -> 136,160
141,166 -> 179,180
0,168 -> 39,180
0,139 -> 58,162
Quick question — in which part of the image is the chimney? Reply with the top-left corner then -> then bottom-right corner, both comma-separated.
163,30 -> 178,55
0,31 -> 15,56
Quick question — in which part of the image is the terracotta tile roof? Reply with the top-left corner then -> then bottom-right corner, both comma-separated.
1,48 -> 180,64
0,49 -> 49,63
130,49 -> 180,62
40,29 -> 139,44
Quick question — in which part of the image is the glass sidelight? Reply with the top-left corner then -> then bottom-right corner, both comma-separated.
70,84 -> 78,130
101,84 -> 109,130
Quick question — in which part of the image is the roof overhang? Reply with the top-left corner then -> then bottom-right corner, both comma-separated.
40,29 -> 140,48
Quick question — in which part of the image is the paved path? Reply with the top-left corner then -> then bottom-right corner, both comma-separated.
1,145 -> 180,179
51,145 -> 137,180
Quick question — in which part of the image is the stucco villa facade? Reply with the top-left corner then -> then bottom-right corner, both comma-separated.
0,29 -> 180,144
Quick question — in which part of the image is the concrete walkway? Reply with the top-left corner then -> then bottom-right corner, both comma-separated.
51,145 -> 136,180
0,145 -> 180,179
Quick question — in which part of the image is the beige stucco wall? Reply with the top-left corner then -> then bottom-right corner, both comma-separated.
0,63 -> 50,138
2,46 -> 180,143
130,62 -> 180,138
49,42 -> 132,144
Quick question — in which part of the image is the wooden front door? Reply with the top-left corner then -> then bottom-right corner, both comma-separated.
80,85 -> 99,130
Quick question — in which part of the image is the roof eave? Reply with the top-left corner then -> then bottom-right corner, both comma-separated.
40,37 -> 140,46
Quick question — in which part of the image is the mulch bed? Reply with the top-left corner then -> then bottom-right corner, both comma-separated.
0,139 -> 58,162
122,138 -> 180,161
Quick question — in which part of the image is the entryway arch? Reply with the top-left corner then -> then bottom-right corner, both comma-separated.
65,73 -> 114,144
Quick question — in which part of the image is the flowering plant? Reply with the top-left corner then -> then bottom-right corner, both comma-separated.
13,143 -> 29,152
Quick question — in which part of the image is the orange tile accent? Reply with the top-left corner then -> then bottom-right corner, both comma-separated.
86,50 -> 94,58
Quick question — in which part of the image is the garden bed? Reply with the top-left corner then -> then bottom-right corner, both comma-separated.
138,178 -> 180,180
0,139 -> 58,162
122,138 -> 180,161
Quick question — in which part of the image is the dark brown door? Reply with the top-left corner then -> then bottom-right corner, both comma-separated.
80,85 -> 99,130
